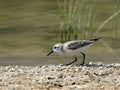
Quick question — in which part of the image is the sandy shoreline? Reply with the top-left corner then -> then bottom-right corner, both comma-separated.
0,62 -> 120,90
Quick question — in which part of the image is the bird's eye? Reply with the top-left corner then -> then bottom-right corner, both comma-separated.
54,47 -> 57,49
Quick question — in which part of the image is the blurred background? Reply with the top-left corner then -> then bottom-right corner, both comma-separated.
0,0 -> 120,65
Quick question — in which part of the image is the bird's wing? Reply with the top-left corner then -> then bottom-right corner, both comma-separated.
64,40 -> 94,50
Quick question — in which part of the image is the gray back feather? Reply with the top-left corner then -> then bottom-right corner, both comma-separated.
67,40 -> 94,50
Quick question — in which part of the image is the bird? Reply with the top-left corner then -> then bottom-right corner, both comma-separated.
47,38 -> 101,66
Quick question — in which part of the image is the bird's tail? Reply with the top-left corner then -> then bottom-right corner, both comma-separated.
90,37 -> 102,42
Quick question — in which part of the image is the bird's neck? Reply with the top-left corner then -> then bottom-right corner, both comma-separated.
60,45 -> 65,53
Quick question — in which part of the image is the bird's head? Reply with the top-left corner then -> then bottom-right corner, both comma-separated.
47,43 -> 63,56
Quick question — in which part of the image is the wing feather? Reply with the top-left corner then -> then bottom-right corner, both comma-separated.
65,40 -> 93,50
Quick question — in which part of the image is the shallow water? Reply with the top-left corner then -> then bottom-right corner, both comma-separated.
0,50 -> 120,66
0,0 -> 120,65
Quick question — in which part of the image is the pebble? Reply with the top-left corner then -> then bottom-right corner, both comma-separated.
0,62 -> 120,90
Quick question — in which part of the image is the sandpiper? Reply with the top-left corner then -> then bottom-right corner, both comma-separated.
47,38 -> 101,65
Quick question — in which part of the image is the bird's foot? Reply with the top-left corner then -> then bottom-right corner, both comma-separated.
79,63 -> 85,66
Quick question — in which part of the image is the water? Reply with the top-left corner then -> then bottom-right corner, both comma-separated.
0,0 -> 120,65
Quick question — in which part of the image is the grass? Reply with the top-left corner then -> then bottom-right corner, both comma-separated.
57,0 -> 120,39
56,0 -> 83,42
95,10 -> 120,35
56,0 -> 120,52
57,0 -> 96,41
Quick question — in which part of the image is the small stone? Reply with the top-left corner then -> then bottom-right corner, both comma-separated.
0,78 -> 2,81
96,62 -> 104,66
86,71 -> 100,81
89,62 -> 93,65
69,85 -> 81,89
58,74 -> 65,79
58,84 -> 63,87
71,82 -> 75,85
48,77 -> 55,80
114,63 -> 120,68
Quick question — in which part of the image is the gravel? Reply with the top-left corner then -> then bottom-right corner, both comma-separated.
0,62 -> 120,90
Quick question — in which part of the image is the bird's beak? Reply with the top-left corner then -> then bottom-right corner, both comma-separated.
47,50 -> 54,56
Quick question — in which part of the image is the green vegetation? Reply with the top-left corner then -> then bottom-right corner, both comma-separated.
56,0 -> 120,41
56,0 -> 120,58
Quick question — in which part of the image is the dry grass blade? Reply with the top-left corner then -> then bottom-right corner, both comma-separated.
95,10 -> 120,35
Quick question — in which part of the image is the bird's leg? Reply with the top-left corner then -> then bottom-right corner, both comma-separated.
80,52 -> 86,66
64,55 -> 77,66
